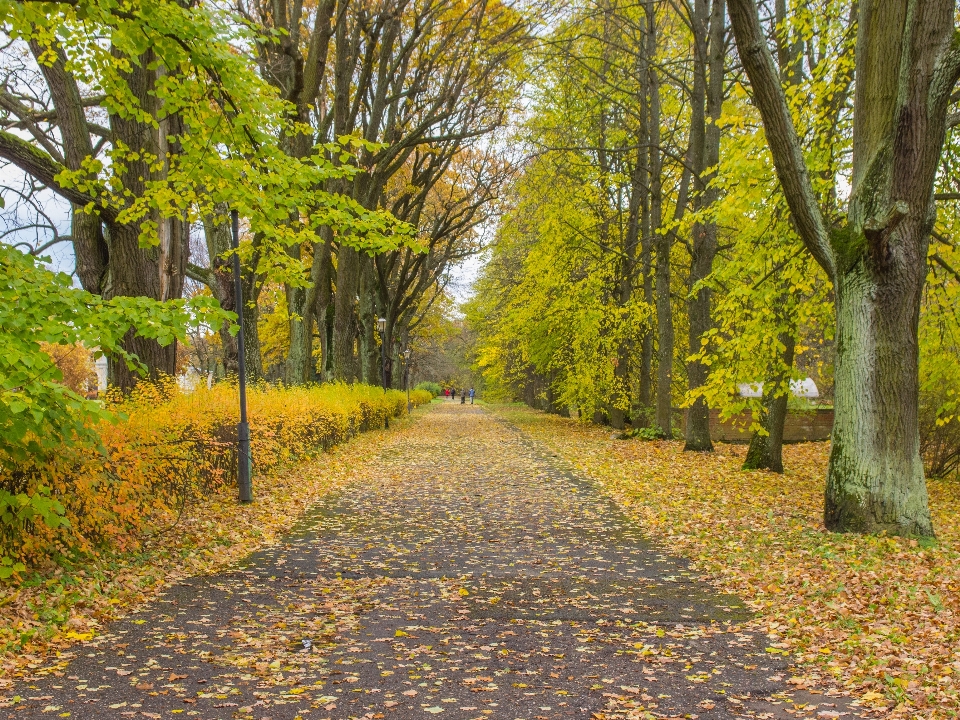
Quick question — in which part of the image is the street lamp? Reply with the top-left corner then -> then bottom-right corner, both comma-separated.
231,209 -> 252,504
402,348 -> 412,413
377,317 -> 388,429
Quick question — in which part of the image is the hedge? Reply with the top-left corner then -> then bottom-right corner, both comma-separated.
0,382 -> 429,573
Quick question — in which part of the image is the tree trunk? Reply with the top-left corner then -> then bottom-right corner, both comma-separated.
202,208 -> 238,375
30,40 -> 110,295
648,2 -> 672,437
285,282 -> 311,385
637,82 -> 654,417
313,234 -> 334,382
332,245 -> 360,382
359,257 -> 379,385
106,229 -> 179,390
684,0 -> 725,452
105,52 -> 181,390
826,247 -> 932,534
241,297 -> 264,383
743,330 -> 795,472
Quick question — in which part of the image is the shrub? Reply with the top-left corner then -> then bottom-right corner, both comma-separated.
415,381 -> 442,396
410,389 -> 434,406
919,383 -> 960,479
0,245 -> 229,577
0,381 -> 409,574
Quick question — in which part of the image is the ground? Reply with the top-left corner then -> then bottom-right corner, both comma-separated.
3,404 -> 877,719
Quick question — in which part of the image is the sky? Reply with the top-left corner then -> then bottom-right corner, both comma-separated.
0,165 -> 75,275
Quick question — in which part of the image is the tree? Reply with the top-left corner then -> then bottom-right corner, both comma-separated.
727,0 -> 960,535
243,0 -> 525,386
1,0 -> 404,388
697,0 -> 852,473
683,0 -> 726,451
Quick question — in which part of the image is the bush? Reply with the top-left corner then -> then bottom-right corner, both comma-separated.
0,381 -> 409,573
415,381 -> 442,396
410,389 -> 434,406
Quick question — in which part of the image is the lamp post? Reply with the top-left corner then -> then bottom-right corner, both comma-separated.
231,209 -> 252,504
402,348 -> 412,414
377,317 -> 389,429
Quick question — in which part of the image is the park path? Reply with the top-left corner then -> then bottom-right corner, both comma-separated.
7,404 -> 863,720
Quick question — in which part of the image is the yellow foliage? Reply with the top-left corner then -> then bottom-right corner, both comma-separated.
39,342 -> 97,396
3,382 -> 428,567
409,389 -> 434,406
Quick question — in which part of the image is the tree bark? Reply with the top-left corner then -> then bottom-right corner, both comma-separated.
332,245 -> 360,382
727,0 -> 960,535
312,233 -> 334,381
684,0 -> 725,452
359,256 -> 379,385
743,330 -> 795,472
106,52 -> 179,390
649,2 -> 673,437
826,239 -> 930,533
29,40 -> 110,295
202,207 -> 239,375
285,274 -> 313,385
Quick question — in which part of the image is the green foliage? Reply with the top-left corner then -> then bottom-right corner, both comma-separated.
467,149 -> 652,417
687,0 -> 851,429
618,425 -> 680,441
921,93 -> 960,479
415,381 -> 443,397
0,244 -> 231,569
0,244 -> 230,467
3,0 -> 414,285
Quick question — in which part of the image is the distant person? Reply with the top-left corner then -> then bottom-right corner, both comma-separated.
461,389 -> 466,404
469,387 -> 475,404
444,387 -> 450,400
452,388 -> 457,401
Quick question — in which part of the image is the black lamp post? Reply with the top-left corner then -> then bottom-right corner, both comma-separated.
231,209 -> 252,504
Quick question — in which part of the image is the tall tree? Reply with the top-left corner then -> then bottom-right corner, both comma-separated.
728,0 -> 960,535
1,0 -> 398,388
683,0 -> 726,451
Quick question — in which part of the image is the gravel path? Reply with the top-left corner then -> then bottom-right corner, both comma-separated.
6,404 -> 865,720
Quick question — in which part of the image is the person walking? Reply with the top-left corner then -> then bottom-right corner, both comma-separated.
461,389 -> 466,404
452,388 -> 457,401
469,387 -> 475,404
445,387 -> 450,400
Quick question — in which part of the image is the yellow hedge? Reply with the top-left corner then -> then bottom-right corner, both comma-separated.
410,389 -> 434,406
2,382 -> 420,569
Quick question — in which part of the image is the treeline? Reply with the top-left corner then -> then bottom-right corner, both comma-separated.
0,0 -> 525,390
468,0 -> 960,537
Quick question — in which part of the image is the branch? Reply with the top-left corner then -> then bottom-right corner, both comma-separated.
930,28 -> 960,112
727,0 -> 835,279
0,129 -> 114,219
186,262 -> 212,285
931,252 -> 960,284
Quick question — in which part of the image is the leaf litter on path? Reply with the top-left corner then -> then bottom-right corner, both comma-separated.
494,404 -> 960,719
1,404 -> 875,719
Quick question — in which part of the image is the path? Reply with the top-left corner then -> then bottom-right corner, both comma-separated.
6,405 -> 863,720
